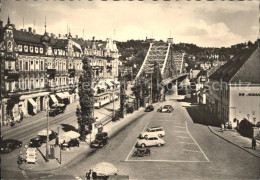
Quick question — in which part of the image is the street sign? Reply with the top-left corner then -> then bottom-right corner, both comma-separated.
26,147 -> 37,164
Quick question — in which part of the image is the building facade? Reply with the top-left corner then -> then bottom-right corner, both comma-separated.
208,47 -> 260,128
0,18 -> 121,126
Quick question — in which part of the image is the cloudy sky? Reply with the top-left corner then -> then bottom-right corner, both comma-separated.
1,0 -> 259,47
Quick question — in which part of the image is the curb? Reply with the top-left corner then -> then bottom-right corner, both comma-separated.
19,107 -> 145,172
208,125 -> 260,159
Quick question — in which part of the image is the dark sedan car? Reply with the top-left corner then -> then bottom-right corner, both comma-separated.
29,137 -> 42,147
0,139 -> 22,153
68,139 -> 80,147
90,132 -> 109,148
145,105 -> 154,112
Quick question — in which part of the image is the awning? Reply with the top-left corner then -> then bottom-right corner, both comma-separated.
114,80 -> 120,85
50,94 -> 58,104
28,98 -> 37,107
20,92 -> 50,100
63,92 -> 70,98
97,85 -> 106,90
56,92 -> 67,99
105,80 -> 114,87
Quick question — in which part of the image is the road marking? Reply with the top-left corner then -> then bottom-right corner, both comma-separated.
21,170 -> 29,179
182,149 -> 201,153
179,142 -> 196,144
174,131 -> 188,133
125,159 -> 209,163
185,121 -> 210,162
74,176 -> 83,180
125,122 -> 149,161
174,126 -> 186,128
177,136 -> 190,138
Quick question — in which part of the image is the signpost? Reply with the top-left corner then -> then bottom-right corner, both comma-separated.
26,147 -> 36,164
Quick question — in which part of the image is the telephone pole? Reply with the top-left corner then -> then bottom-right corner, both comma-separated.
46,97 -> 49,162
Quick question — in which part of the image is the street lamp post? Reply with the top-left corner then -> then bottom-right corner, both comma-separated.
46,96 -> 50,162
113,76 -> 116,120
150,73 -> 152,104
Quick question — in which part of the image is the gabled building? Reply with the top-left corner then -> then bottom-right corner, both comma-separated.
0,18 -> 121,126
208,47 -> 260,127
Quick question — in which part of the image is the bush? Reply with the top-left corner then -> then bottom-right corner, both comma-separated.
238,119 -> 254,138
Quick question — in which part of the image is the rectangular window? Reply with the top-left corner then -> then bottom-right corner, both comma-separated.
25,62 -> 29,71
35,60 -> 39,70
19,60 -> 23,70
40,61 -> 44,71
30,60 -> 34,71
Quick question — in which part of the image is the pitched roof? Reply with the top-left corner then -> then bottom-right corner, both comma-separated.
13,29 -> 42,46
53,39 -> 68,49
210,47 -> 259,84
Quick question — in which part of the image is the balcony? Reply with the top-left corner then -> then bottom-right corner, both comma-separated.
4,69 -> 20,81
47,68 -> 56,79
68,68 -> 76,78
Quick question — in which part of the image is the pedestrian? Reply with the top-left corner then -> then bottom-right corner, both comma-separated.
252,137 -> 256,150
86,170 -> 92,180
221,123 -> 224,132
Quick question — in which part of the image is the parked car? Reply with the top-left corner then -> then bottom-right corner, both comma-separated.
29,131 -> 57,147
139,126 -> 165,138
49,104 -> 66,116
145,105 -> 154,112
159,105 -> 174,113
157,107 -> 163,112
39,131 -> 58,143
29,137 -> 42,147
68,139 -> 80,147
90,132 -> 109,148
0,139 -> 22,153
136,136 -> 165,148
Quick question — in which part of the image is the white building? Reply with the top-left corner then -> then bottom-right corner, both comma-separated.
208,47 -> 260,128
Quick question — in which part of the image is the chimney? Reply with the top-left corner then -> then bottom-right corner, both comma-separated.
92,36 -> 95,41
24,29 -> 27,32
50,33 -> 54,37
76,35 -> 78,39
0,21 -> 3,28
28,27 -> 32,33
20,29 -> 24,32
33,29 -> 36,34
65,34 -> 68,37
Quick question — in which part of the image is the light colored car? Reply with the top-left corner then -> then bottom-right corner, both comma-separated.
139,127 -> 165,138
161,105 -> 174,113
136,136 -> 165,148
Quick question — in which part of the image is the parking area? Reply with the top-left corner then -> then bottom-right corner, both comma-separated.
125,112 -> 209,162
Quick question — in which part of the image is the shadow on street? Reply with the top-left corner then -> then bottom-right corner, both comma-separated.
61,124 -> 78,132
184,105 -> 221,128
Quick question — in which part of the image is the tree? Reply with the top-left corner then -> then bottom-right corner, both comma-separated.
152,61 -> 162,103
76,57 -> 95,141
119,72 -> 126,118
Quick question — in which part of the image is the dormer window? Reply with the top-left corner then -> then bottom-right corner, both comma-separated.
40,48 -> 43,54
24,45 -> 28,52
29,46 -> 34,53
35,47 -> 38,53
18,45 -> 22,52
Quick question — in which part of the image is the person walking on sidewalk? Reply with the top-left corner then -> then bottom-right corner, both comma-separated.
252,137 -> 256,150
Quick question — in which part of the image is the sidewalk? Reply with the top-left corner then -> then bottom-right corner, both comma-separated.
208,126 -> 260,158
2,101 -> 79,133
18,105 -> 147,172
184,103 -> 260,159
